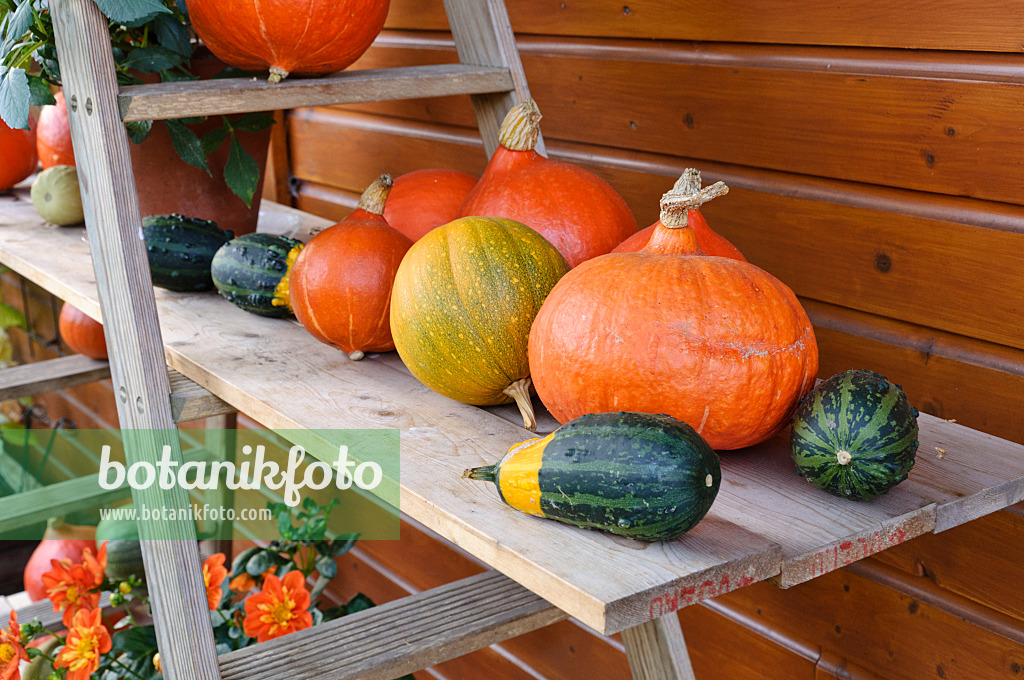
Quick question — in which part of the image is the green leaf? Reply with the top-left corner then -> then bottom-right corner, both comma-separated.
26,75 -> 54,106
120,44 -> 183,74
0,302 -> 26,330
201,125 -> 228,155
345,593 -> 374,615
314,554 -> 337,579
229,111 -> 275,134
224,133 -> 260,208
231,546 -> 261,576
0,64 -> 30,129
110,625 -> 158,654
92,0 -> 171,26
163,118 -> 209,173
151,12 -> 191,57
125,119 -> 153,144
1,0 -> 33,54
330,533 -> 359,557
245,550 -> 273,576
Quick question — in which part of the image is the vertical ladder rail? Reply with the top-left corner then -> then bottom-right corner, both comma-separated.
442,0 -> 544,157
49,1 -> 222,679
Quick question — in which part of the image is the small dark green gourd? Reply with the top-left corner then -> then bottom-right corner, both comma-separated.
211,233 -> 304,317
142,214 -> 233,292
790,370 -> 920,501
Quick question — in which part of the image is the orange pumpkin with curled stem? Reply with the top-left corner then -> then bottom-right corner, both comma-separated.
613,169 -> 745,261
290,175 -> 412,360
188,0 -> 390,83
529,172 -> 818,450
458,99 -> 637,268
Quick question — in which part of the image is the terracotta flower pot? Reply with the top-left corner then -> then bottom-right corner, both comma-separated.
128,55 -> 271,236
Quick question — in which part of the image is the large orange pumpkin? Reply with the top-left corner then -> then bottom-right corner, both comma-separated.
290,175 -> 412,360
383,169 -> 477,242
188,0 -> 391,83
458,99 -> 637,268
1,114 -> 37,191
37,91 -> 75,169
529,172 -> 818,450
59,303 -> 107,360
613,169 -> 745,260
23,518 -> 97,602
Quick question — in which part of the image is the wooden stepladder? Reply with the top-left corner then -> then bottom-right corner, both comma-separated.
44,0 -> 689,678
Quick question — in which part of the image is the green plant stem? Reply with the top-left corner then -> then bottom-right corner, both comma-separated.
108,654 -> 149,680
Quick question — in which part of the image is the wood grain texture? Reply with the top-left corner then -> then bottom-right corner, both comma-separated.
621,616 -> 696,680
343,37 -> 1024,204
0,473 -> 130,533
168,368 -> 236,422
0,354 -> 110,400
49,1 -> 221,677
219,571 -> 566,680
384,0 -> 1024,52
118,64 -> 514,122
287,111 -> 1024,350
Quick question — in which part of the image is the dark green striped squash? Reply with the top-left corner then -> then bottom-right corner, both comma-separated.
211,233 -> 304,317
143,214 -> 233,292
790,370 -> 920,501
464,411 -> 721,542
96,515 -> 144,580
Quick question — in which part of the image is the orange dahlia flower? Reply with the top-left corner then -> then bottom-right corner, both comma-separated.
54,608 -> 112,680
242,571 -> 313,643
229,564 -> 276,594
203,553 -> 228,610
0,611 -> 28,680
41,543 -> 106,628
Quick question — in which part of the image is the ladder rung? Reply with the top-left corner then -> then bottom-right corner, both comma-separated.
0,473 -> 131,533
168,369 -> 236,423
119,64 -> 516,122
219,570 -> 565,680
0,354 -> 111,401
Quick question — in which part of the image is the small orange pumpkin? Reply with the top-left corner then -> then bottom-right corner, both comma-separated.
290,175 -> 412,360
188,0 -> 391,83
458,100 -> 637,268
59,303 -> 108,360
613,169 -> 745,260
529,172 -> 818,450
0,114 -> 37,191
37,91 -> 76,169
383,169 -> 478,242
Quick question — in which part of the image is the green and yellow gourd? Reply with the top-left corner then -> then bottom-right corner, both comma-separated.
464,412 -> 721,541
791,370 -> 920,501
211,233 -> 304,317
390,216 -> 569,430
143,214 -> 234,292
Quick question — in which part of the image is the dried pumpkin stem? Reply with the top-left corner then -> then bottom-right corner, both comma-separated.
348,350 -> 365,361
660,168 -> 729,228
268,66 -> 289,84
836,449 -> 853,465
463,464 -> 497,481
503,377 -> 538,432
356,174 -> 393,216
498,99 -> 542,151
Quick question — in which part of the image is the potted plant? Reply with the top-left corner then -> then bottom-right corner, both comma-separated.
0,0 -> 274,235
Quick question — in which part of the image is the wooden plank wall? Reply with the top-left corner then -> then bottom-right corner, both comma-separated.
265,2 -> 1024,678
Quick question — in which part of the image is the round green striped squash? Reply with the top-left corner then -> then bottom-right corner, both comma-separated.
211,233 -> 304,317
790,370 -> 920,501
464,411 -> 721,542
143,214 -> 233,292
96,516 -> 144,580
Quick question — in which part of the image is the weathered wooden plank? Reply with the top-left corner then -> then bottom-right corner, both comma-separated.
168,369 -> 236,422
0,354 -> 110,400
621,615 -> 697,680
287,111 -> 1024,351
384,0 -> 1024,52
117,64 -> 514,122
219,571 -> 566,680
343,38 -> 1024,205
0,473 -> 130,533
50,1 -> 221,678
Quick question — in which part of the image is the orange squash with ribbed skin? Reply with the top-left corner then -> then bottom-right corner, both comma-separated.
458,100 -> 637,268
613,170 -> 745,260
37,91 -> 75,169
59,303 -> 107,360
1,114 -> 37,191
188,0 -> 390,83
383,169 -> 477,242
290,175 -> 412,360
529,172 -> 818,450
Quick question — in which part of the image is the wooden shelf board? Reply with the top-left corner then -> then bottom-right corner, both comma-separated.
2,192 -> 1023,634
117,64 -> 515,122
0,354 -> 111,400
